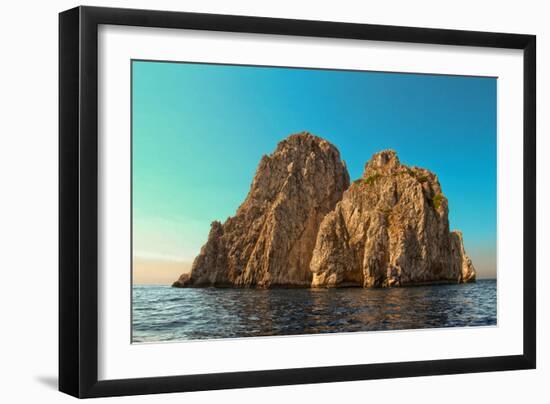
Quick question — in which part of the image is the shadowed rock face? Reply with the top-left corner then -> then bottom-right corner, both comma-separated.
310,150 -> 476,287
173,132 -> 350,288
173,135 -> 476,289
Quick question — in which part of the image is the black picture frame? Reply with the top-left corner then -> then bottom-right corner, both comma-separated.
59,5 -> 536,398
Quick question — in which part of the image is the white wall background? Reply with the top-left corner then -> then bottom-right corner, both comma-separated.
0,0 -> 546,402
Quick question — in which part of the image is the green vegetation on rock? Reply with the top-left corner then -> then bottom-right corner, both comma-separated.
364,173 -> 381,185
432,193 -> 444,209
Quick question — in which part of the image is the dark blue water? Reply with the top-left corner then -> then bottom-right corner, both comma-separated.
132,279 -> 496,343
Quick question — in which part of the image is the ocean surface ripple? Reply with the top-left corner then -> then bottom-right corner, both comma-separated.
132,279 -> 496,342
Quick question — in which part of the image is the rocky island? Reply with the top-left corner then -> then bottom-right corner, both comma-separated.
173,132 -> 475,289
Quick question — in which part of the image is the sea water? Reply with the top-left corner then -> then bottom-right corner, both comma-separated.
132,279 -> 496,343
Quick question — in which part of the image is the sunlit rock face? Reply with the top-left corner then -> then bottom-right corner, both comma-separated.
310,150 -> 476,288
173,132 -> 350,288
173,135 -> 475,289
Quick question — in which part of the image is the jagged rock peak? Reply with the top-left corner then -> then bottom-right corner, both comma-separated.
276,131 -> 338,151
173,131 -> 350,288
311,150 -> 476,288
363,149 -> 401,177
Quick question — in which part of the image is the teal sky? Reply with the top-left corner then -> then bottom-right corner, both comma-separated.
132,60 -> 497,278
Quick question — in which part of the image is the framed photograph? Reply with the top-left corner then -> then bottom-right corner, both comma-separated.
59,6 -> 536,398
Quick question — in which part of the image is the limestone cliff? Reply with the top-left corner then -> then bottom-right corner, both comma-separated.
173,132 -> 350,288
173,136 -> 476,289
310,150 -> 476,287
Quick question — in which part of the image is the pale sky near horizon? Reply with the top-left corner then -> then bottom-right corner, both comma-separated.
132,60 -> 497,284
